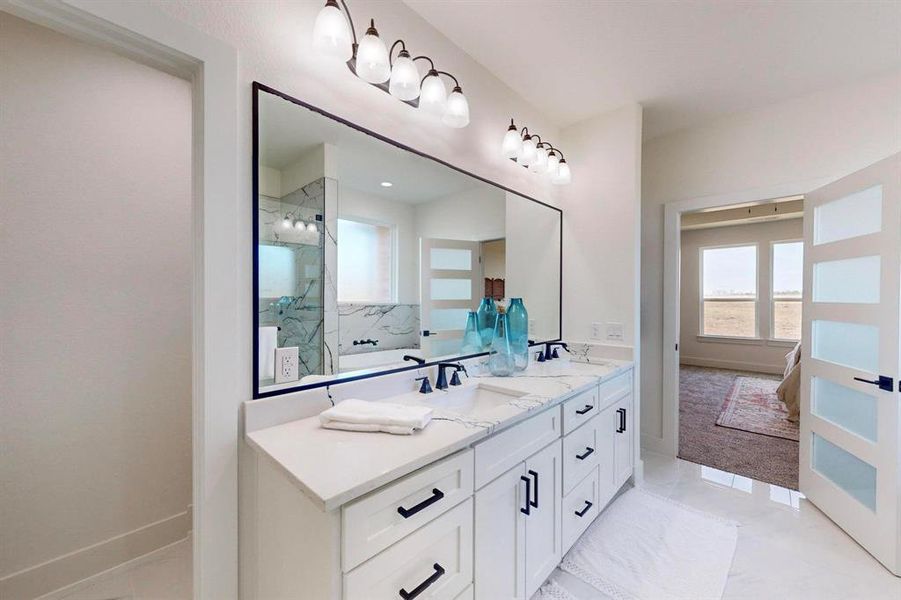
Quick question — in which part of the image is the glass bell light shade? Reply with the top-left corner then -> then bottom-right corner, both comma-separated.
282,216 -> 292,229
530,146 -> 548,173
442,86 -> 470,128
355,20 -> 390,84
388,50 -> 420,101
419,70 -> 447,117
502,121 -> 522,159
294,219 -> 305,230
312,0 -> 353,61
518,134 -> 537,167
552,159 -> 572,185
546,150 -> 560,175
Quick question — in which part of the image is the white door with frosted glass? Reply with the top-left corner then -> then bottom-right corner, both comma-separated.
800,153 -> 900,575
420,239 -> 482,358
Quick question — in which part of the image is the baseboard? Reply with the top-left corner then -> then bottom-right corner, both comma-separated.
680,356 -> 783,375
641,433 -> 672,456
1,509 -> 191,600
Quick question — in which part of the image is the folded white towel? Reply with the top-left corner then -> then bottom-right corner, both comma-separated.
259,326 -> 278,380
319,399 -> 432,435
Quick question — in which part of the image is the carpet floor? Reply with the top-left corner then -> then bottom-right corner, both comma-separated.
679,365 -> 799,490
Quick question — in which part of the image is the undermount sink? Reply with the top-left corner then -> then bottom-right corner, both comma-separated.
427,383 -> 528,416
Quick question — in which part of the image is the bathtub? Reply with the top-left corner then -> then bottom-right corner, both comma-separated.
338,347 -> 421,373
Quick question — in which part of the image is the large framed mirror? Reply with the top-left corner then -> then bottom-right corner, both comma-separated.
253,82 -> 562,397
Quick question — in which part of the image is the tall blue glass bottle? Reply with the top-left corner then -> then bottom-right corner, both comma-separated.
460,311 -> 482,355
507,298 -> 529,370
476,297 -> 497,350
488,311 -> 515,376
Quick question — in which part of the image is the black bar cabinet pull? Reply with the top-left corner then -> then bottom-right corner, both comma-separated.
397,488 -> 445,519
398,563 -> 445,599
520,475 -> 531,515
575,404 -> 594,415
575,500 -> 593,517
853,375 -> 894,392
528,469 -> 539,508
616,408 -> 626,433
576,447 -> 594,460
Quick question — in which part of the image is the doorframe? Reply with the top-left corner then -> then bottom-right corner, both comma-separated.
0,1 -> 241,597
657,179 -> 831,457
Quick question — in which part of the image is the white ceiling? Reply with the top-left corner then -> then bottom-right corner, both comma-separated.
260,90 -> 482,203
404,0 -> 901,140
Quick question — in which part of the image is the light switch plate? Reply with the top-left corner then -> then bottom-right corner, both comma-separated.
274,346 -> 299,383
606,323 -> 624,342
591,322 -> 602,340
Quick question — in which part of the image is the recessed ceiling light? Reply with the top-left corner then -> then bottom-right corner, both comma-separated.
380,181 -> 393,187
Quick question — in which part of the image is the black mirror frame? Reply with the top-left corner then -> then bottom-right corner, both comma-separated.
252,81 -> 563,399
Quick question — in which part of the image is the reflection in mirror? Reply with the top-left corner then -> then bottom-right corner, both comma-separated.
255,85 -> 561,395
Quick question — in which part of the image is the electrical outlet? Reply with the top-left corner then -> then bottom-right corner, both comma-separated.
275,346 -> 299,383
591,322 -> 602,340
606,323 -> 624,342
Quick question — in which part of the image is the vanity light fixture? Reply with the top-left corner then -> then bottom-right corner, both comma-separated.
380,181 -> 393,187
306,222 -> 319,233
282,215 -> 293,229
311,0 -> 470,128
294,219 -> 306,230
501,118 -> 571,185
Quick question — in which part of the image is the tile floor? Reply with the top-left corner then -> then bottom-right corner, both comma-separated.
38,453 -> 901,600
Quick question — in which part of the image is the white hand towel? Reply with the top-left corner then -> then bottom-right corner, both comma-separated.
259,326 -> 278,380
319,399 -> 432,435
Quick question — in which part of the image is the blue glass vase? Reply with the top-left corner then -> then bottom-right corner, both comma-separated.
476,297 -> 497,350
488,313 -> 515,376
507,298 -> 529,370
461,311 -> 482,355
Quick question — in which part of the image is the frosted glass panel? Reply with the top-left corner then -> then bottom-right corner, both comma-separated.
431,278 -> 472,300
812,377 -> 877,442
812,433 -> 876,511
814,185 -> 882,245
813,256 -> 880,304
811,320 -> 878,372
430,248 -> 471,270
430,308 -> 470,331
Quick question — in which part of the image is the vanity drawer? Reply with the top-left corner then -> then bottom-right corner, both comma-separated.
343,449 -> 474,571
597,370 -> 632,410
562,413 -> 599,495
474,406 -> 561,489
561,385 -> 599,435
562,468 -> 599,553
344,498 -> 473,600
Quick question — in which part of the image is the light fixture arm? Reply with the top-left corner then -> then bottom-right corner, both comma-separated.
436,70 -> 461,90
412,55 -> 436,70
388,39 -> 407,66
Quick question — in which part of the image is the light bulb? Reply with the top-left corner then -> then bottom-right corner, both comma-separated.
307,222 -> 319,233
552,159 -> 571,185
419,70 -> 447,117
311,0 -> 352,62
388,50 -> 420,101
294,219 -> 305,230
518,134 -> 537,167
530,146 -> 548,173
502,120 -> 522,159
443,86 -> 470,128
282,216 -> 292,229
546,150 -> 560,174
355,20 -> 390,84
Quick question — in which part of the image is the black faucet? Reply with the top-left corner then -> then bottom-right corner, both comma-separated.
403,354 -> 425,364
353,339 -> 378,346
436,362 -> 467,390
544,341 -> 569,360
415,376 -> 433,394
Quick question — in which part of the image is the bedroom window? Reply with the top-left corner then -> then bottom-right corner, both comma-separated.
771,241 -> 803,340
700,244 -> 758,338
337,218 -> 395,303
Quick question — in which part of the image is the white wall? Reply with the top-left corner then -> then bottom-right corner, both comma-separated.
641,70 -> 901,453
414,185 -> 506,241
0,13 -> 192,598
679,219 -> 803,374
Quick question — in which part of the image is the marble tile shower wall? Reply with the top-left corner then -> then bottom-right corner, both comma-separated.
338,303 -> 420,355
258,177 -> 337,377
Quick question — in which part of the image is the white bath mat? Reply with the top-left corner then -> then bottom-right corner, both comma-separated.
560,487 -> 738,600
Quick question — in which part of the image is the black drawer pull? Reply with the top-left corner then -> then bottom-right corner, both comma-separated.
397,488 -> 445,519
399,563 -> 445,599
575,404 -> 594,415
520,475 -> 532,515
528,469 -> 539,508
616,408 -> 627,433
575,500 -> 593,517
576,447 -> 594,460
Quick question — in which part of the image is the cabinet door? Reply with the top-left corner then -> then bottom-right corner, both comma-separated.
614,394 -> 634,487
524,440 -> 562,599
596,403 -> 618,509
474,464 -> 527,600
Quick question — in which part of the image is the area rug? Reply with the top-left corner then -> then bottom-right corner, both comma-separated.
716,376 -> 799,441
559,488 -> 738,600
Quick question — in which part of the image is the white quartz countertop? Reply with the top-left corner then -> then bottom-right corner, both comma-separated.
245,358 -> 633,512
